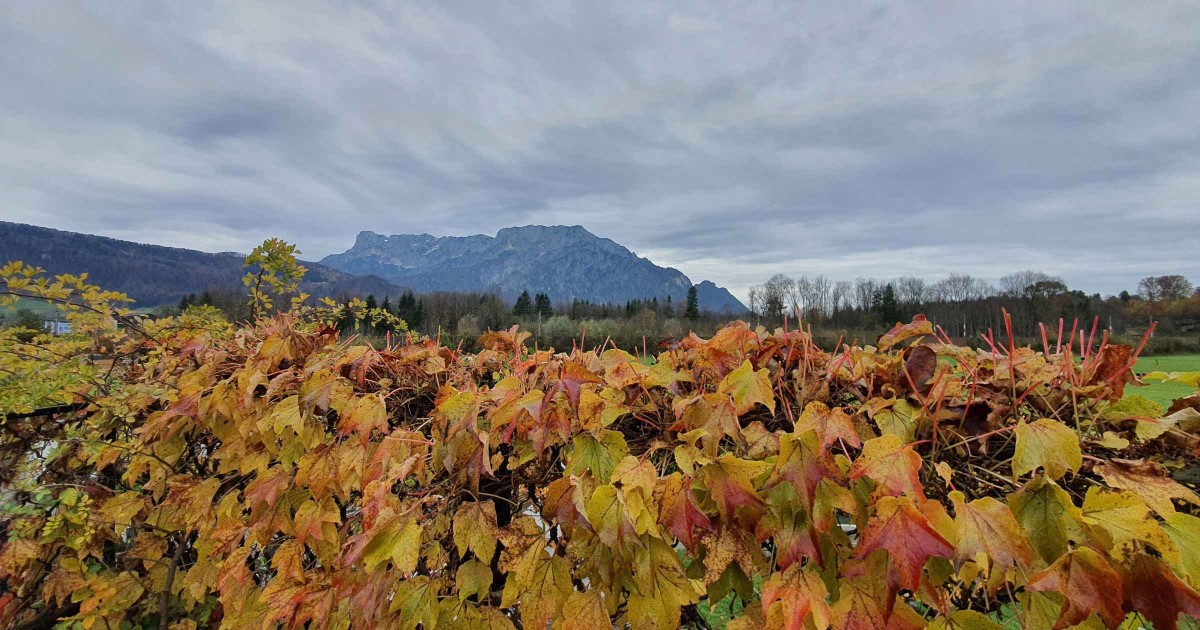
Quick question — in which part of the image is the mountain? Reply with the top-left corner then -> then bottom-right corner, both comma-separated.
320,225 -> 748,313
0,222 -> 400,307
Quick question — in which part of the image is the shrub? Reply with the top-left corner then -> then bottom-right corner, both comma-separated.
3,256 -> 1200,630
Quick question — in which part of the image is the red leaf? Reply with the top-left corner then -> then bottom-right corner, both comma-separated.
854,497 -> 954,589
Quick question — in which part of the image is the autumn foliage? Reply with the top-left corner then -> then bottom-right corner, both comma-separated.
3,249 -> 1200,629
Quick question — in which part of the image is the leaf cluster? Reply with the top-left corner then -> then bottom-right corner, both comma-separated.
2,266 -> 1200,630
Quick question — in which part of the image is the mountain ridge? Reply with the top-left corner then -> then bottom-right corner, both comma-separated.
321,225 -> 748,313
0,222 -> 401,307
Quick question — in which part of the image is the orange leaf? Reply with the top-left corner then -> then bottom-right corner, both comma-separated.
760,564 -> 831,630
950,492 -> 1034,575
794,401 -> 861,449
1027,547 -> 1123,629
849,435 -> 926,504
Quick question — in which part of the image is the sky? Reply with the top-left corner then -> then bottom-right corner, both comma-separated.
1,2 -> 1198,300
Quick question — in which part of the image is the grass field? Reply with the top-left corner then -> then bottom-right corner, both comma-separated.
1131,354 -> 1200,408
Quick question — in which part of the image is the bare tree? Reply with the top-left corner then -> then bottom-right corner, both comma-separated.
895,276 -> 926,308
853,278 -> 878,311
763,274 -> 795,320
831,281 -> 851,315
999,271 -> 1061,298
932,273 -> 979,302
810,275 -> 832,319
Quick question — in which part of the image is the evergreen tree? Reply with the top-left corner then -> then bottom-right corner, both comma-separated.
665,295 -> 673,318
514,290 -> 533,316
365,294 -> 377,310
534,293 -> 553,318
685,285 -> 700,320
178,294 -> 192,312
412,299 -> 425,329
381,296 -> 392,314
872,284 -> 900,324
199,291 -> 213,306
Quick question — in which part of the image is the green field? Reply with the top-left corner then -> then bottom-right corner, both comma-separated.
1132,354 -> 1200,408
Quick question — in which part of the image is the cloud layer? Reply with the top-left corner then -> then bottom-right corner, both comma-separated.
2,2 -> 1198,298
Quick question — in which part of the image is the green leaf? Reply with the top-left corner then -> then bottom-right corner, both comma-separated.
564,430 -> 628,483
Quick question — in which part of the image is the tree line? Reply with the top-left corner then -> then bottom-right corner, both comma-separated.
748,271 -> 1198,351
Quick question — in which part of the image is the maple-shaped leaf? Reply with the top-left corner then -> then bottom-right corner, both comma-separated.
671,392 -> 745,452
830,553 -> 899,630
700,525 -> 761,587
1164,512 -> 1200,589
854,496 -> 954,589
829,571 -> 895,629
546,360 -> 605,411
502,554 -> 572,630
949,491 -> 1033,575
700,454 -> 770,525
1026,547 -> 1123,629
628,538 -> 703,630
765,430 -> 840,511
456,558 -> 494,603
543,475 -> 590,533
1124,553 -> 1200,630
794,401 -> 861,449
849,434 -> 926,504
293,496 -> 341,545
1012,419 -> 1082,480
564,430 -> 628,484
1081,487 -> 1174,554
434,385 -> 479,435
453,500 -> 499,562
584,484 -> 639,548
765,510 -> 821,570
655,473 -> 713,550
357,512 -> 422,574
299,368 -> 354,416
1008,475 -> 1087,564
337,394 -> 388,444
760,563 -> 831,630
387,575 -> 439,629
868,397 -> 919,442
560,590 -> 611,630
717,359 -> 776,415
812,478 -> 858,534
577,386 -> 629,432
1096,458 -> 1200,516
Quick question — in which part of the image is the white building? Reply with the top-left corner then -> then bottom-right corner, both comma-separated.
42,320 -> 72,335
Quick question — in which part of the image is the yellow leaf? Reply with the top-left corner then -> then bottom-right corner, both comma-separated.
454,500 -> 499,562
560,590 -> 611,630
362,514 -> 422,574
717,360 -> 775,415
1081,487 -> 1174,556
1012,419 -> 1081,480
456,558 -> 494,602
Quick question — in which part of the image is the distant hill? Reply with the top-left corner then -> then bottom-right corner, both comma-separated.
0,222 -> 400,307
320,225 -> 748,313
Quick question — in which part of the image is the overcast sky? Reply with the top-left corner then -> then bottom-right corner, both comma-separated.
2,2 -> 1197,299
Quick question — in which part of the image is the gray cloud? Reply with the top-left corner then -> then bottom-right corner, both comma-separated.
1,1 -> 1198,300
